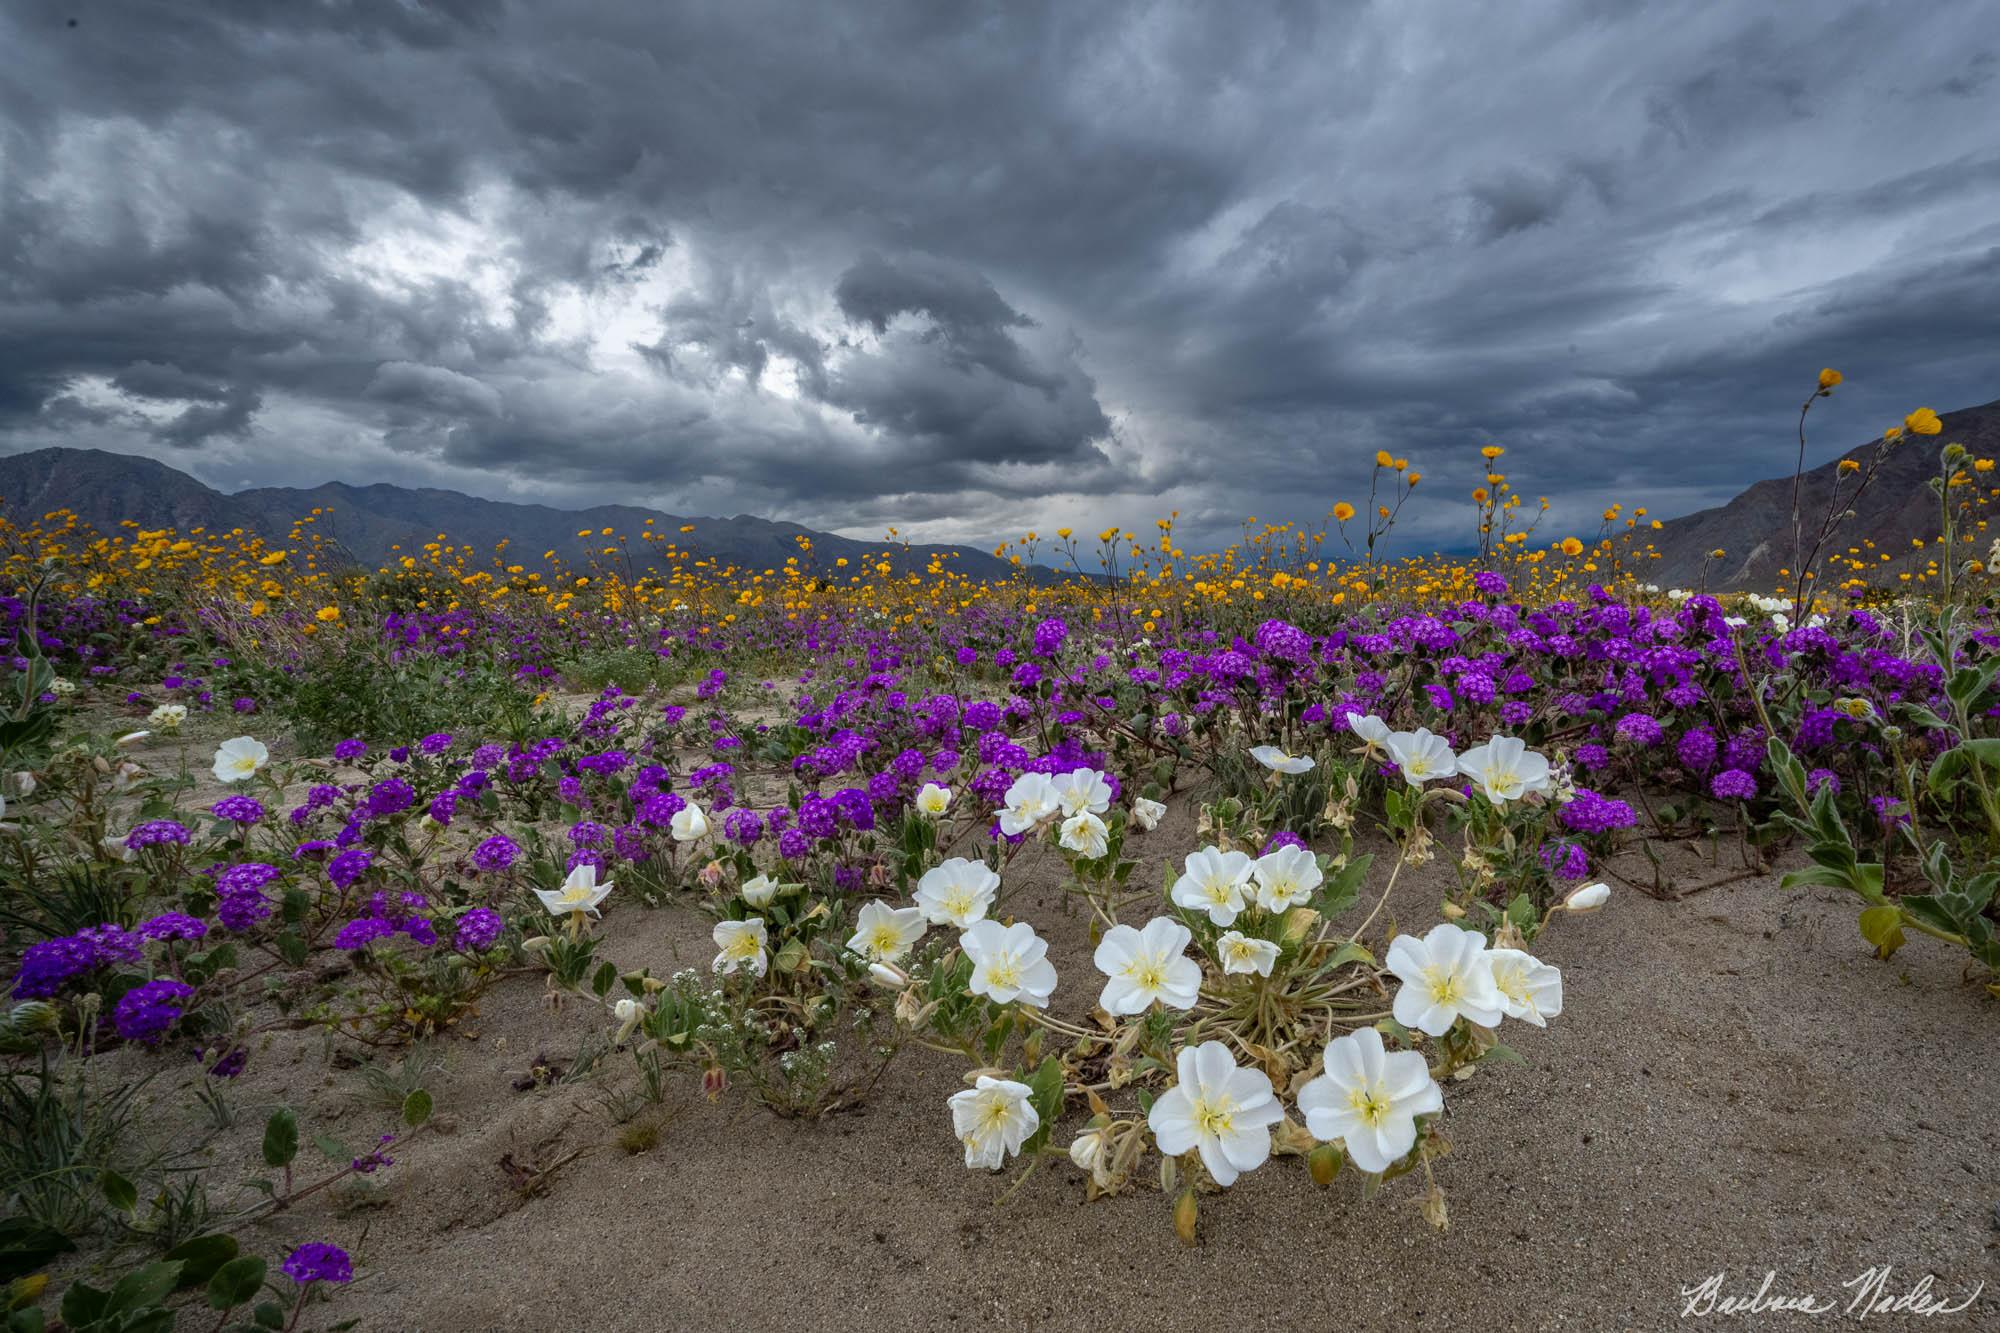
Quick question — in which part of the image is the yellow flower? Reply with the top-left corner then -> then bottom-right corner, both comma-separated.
1374,450 -> 1394,468
1817,368 -> 1842,390
1837,459 -> 1861,474
1480,444 -> 1505,460
1905,407 -> 1942,436
1332,502 -> 1355,522
1883,426 -> 1903,442
1560,537 -> 1584,557
315,606 -> 341,623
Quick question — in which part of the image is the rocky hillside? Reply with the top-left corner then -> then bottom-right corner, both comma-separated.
1642,398 -> 2000,589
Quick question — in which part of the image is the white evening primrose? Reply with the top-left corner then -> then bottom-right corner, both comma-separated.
1131,797 -> 1166,831
959,919 -> 1057,1008
711,918 -> 769,977
148,703 -> 188,731
1385,728 -> 1455,786
1344,712 -> 1392,755
1214,930 -> 1279,977
670,801 -> 709,842
1092,917 -> 1201,1014
534,864 -> 615,919
1051,767 -> 1113,816
947,1076 -> 1039,1170
1250,843 -> 1322,912
1248,744 -> 1315,775
114,730 -> 151,748
1386,922 -> 1504,1036
847,900 -> 926,964
1170,846 -> 1254,927
1058,808 -> 1109,859
915,782 -> 953,816
996,772 -> 1060,835
1486,948 -> 1564,1027
913,857 -> 999,927
211,736 -> 269,784
1453,735 -> 1551,805
740,874 -> 779,908
1297,1026 -> 1443,1174
1562,882 -> 1611,913
1147,1041 -> 1282,1187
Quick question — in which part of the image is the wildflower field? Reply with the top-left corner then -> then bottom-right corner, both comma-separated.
1,381 -> 1996,1330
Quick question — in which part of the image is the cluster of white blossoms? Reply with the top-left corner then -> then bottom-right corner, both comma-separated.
996,766 -> 1119,858
948,908 -> 1589,1184
1167,843 -> 1323,928
1345,712 -> 1552,805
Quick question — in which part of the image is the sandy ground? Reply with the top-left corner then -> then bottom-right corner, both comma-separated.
93,796 -> 1993,1333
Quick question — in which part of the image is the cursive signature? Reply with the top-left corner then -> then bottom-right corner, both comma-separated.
1680,1268 -> 1985,1320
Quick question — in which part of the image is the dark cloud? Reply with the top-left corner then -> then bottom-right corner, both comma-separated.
1,1 -> 1997,553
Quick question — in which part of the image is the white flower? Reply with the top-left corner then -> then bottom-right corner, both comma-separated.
670,801 -> 709,842
1386,922 -> 1504,1035
868,962 -> 909,989
1248,745 -> 1315,775
48,678 -> 75,696
996,772 -> 1061,835
1385,728 -> 1455,786
947,1075 -> 1039,1169
1215,930 -> 1279,977
10,772 -> 35,798
1058,809 -> 1109,859
1131,797 -> 1166,831
1562,881 -> 1611,913
114,730 -> 151,748
1051,767 -> 1113,816
1250,843 -> 1322,912
1147,1041 -> 1282,1187
1297,1026 -> 1444,1174
915,782 -> 953,816
847,900 -> 926,964
711,918 -> 769,976
211,736 -> 269,784
1169,846 -> 1254,927
1486,948 -> 1564,1027
740,874 -> 779,908
1453,735 -> 1552,805
612,997 -> 641,1024
960,919 -> 1058,1008
1068,1128 -> 1110,1183
1092,917 -> 1201,1014
913,857 -> 999,927
148,704 -> 187,731
535,863 -> 615,918
1345,711 -> 1392,754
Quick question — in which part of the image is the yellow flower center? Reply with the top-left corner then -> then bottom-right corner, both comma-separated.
1424,966 -> 1463,1007
1193,1096 -> 1236,1138
865,926 -> 901,957
1347,1083 -> 1390,1127
985,957 -> 1022,990
725,934 -> 760,960
1128,959 -> 1167,990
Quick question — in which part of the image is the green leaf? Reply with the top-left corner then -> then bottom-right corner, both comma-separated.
251,1300 -> 288,1329
206,1257 -> 269,1312
105,1262 -> 182,1316
59,1280 -> 110,1328
1857,905 -> 1905,960
164,1234 -> 240,1290
589,960 -> 617,999
401,1088 -> 434,1128
0,1220 -> 75,1283
1481,1043 -> 1527,1067
98,1169 -> 137,1215
261,1108 -> 299,1168
312,1134 -> 353,1164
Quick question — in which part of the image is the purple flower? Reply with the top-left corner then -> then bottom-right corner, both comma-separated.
471,834 -> 519,872
362,778 -> 414,819
1032,617 -> 1068,658
125,819 -> 191,850
328,849 -> 374,889
12,924 -> 145,998
1558,789 -> 1638,835
1710,769 -> 1758,801
209,795 -> 266,824
139,912 -> 208,943
454,908 -> 504,952
332,739 -> 367,762
418,732 -> 456,755
1260,830 -> 1309,855
1473,570 -> 1509,597
1806,767 -> 1840,796
1675,728 -> 1718,773
1613,713 -> 1663,748
282,1244 -> 353,1285
112,979 -> 195,1044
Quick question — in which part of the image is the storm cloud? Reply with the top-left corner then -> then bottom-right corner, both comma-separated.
3,1 -> 1998,552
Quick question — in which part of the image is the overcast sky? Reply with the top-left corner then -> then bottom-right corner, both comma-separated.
3,1 -> 1998,554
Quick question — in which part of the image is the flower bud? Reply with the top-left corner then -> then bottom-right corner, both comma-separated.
1308,1142 -> 1342,1186
868,962 -> 909,990
701,1065 -> 728,1100
697,859 -> 725,889
1561,882 -> 1610,913
1173,1188 -> 1198,1246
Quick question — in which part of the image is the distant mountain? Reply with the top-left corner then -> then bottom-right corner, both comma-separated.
0,447 -> 1032,583
1643,398 -> 2000,589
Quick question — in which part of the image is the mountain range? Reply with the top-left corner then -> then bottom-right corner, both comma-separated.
4,400 -> 1997,592
0,447 -> 1028,583
1642,397 -> 2000,588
